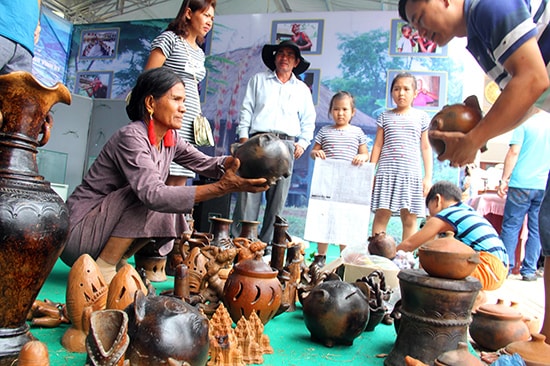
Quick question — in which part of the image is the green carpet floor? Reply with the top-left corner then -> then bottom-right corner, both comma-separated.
29,245 -> 397,365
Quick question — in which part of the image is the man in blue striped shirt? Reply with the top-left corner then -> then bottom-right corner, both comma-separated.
399,0 -> 550,344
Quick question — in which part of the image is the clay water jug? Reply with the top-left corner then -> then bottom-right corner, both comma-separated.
232,133 -> 292,185
429,95 -> 487,156
368,232 -> 397,259
0,71 -> 71,363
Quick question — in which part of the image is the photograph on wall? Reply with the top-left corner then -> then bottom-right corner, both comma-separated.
299,68 -> 320,104
386,70 -> 447,110
78,28 -> 120,59
270,19 -> 324,54
75,71 -> 113,98
389,19 -> 447,57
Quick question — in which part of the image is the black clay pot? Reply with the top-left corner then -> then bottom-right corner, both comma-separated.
232,133 -> 292,185
125,291 -> 209,365
302,280 -> 370,347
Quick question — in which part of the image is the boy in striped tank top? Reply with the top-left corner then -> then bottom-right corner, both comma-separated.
397,180 -> 509,291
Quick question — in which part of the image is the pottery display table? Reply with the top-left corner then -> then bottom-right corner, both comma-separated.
468,193 -> 527,275
385,269 -> 481,366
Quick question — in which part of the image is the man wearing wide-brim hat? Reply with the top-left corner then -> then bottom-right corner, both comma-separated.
231,40 -> 316,246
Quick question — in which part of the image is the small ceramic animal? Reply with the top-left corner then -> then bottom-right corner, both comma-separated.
125,291 -> 209,365
302,280 -> 370,347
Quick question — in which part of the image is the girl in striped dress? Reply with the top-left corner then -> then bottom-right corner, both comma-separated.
370,72 -> 433,242
144,0 -> 216,186
310,91 -> 369,256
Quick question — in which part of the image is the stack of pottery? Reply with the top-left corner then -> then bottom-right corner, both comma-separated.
418,231 -> 480,280
469,299 -> 531,351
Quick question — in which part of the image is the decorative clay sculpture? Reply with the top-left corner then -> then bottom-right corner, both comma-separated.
62,254 -> 108,353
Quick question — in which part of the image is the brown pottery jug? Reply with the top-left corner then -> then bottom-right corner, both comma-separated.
0,71 -> 71,363
429,95 -> 487,156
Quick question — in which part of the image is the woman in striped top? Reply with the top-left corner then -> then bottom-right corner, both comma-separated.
310,91 -> 369,256
370,72 -> 433,242
144,0 -> 216,186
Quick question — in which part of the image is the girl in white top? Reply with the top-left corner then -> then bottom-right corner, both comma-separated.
310,91 -> 369,256
145,0 -> 215,185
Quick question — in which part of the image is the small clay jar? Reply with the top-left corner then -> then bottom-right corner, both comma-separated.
504,333 -> 550,366
237,220 -> 261,241
223,257 -> 282,325
434,342 -> 484,366
368,232 -> 397,259
209,217 -> 233,248
469,300 -> 531,351
429,95 -> 486,156
418,231 -> 480,280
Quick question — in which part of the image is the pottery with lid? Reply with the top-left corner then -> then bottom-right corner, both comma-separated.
469,299 -> 531,351
222,257 -> 282,325
418,231 -> 480,280
434,342 -> 484,366
504,333 -> 550,366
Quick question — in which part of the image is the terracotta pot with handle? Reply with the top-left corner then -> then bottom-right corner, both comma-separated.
418,231 -> 480,280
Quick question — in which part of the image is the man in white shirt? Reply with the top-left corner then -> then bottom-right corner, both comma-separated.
231,40 -> 316,247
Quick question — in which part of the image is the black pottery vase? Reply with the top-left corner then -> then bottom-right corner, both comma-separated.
0,71 -> 71,363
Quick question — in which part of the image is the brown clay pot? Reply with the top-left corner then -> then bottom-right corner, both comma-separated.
429,95 -> 487,156
0,71 -> 71,362
418,231 -> 480,280
232,133 -> 292,185
368,232 -> 397,259
302,280 -> 370,347
434,342 -> 484,366
504,333 -> 550,366
222,257 -> 282,325
469,300 -> 531,351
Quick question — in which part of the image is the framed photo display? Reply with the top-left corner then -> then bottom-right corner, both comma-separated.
386,70 -> 448,111
389,19 -> 447,57
270,19 -> 324,54
78,28 -> 120,59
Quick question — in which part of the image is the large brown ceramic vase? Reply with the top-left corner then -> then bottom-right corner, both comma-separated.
0,71 -> 71,363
